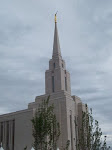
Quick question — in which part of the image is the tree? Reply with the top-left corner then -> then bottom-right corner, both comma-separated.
31,96 -> 60,150
77,105 -> 110,150
101,136 -> 110,150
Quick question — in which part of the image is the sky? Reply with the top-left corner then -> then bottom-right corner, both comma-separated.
0,0 -> 112,148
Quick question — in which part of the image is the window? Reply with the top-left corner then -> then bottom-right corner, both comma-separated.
62,63 -> 64,68
12,120 -> 15,150
53,63 -> 55,69
65,77 -> 67,91
1,122 -> 3,143
6,121 -> 9,149
52,76 -> 55,92
70,112 -> 73,150
0,120 -> 15,150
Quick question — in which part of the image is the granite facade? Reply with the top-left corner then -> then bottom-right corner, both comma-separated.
0,19 -> 86,150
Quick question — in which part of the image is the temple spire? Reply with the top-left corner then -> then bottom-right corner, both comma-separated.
52,14 -> 61,58
55,13 -> 57,23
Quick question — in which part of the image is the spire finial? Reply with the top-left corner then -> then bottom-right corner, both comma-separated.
55,12 -> 58,23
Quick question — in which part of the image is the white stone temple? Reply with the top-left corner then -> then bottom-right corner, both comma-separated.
0,15 -> 86,150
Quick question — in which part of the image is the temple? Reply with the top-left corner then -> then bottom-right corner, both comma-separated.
0,15 -> 86,150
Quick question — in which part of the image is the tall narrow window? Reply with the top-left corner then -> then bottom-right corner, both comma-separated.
6,121 -> 9,149
0,122 -> 3,143
53,63 -> 55,69
70,111 -> 73,150
12,120 -> 15,150
0,123 -> 1,143
52,76 -> 55,92
4,122 -> 5,142
65,77 -> 67,91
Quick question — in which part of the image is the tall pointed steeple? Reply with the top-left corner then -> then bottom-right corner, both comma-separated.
45,14 -> 71,95
52,14 -> 61,58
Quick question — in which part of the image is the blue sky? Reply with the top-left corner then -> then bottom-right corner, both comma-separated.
0,0 -> 112,147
